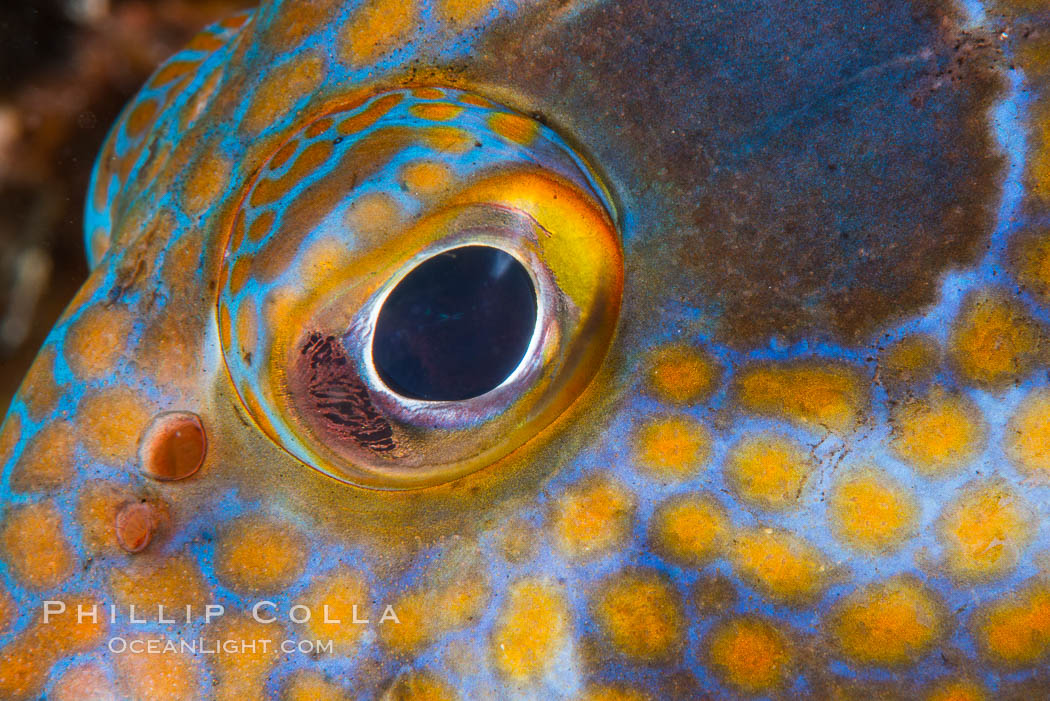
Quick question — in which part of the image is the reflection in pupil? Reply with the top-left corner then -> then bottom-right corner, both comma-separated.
372,245 -> 538,401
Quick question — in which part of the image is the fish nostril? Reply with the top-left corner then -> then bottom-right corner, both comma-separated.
115,502 -> 156,553
138,411 -> 207,481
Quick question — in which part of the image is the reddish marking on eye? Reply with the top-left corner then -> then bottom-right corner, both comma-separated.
137,411 -> 207,481
294,332 -> 396,454
115,502 -> 156,553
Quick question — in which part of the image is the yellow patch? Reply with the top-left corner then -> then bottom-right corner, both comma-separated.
828,467 -> 919,553
0,413 -> 21,469
64,303 -> 133,379
924,677 -> 989,701
208,614 -> 286,701
342,0 -> 419,65
592,570 -> 684,662
399,159 -> 454,197
9,420 -> 75,492
490,579 -> 569,682
77,480 -> 140,553
891,387 -> 984,476
437,0 -> 497,29
52,664 -> 117,701
215,516 -> 307,593
409,102 -> 464,122
881,333 -> 940,385
645,344 -> 720,404
488,112 -> 539,146
734,360 -> 866,432
705,616 -> 795,695
241,55 -> 325,134
301,567 -> 371,655
937,479 -> 1034,582
972,578 -> 1050,667
633,415 -> 710,480
114,634 -> 202,701
110,555 -> 211,618
77,386 -> 153,464
650,492 -> 729,567
381,672 -> 458,701
181,148 -> 233,215
282,671 -> 349,701
1004,387 -> 1050,480
344,191 -> 404,248
1014,229 -> 1050,304
551,476 -> 635,559
948,288 -> 1043,387
728,527 -> 832,606
0,500 -> 75,589
724,433 -> 812,511
18,346 -> 63,420
828,576 -> 945,667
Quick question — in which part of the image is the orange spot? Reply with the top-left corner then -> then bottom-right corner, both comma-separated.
229,256 -> 252,295
208,614 -> 285,701
828,576 -> 945,667
937,479 -> 1034,582
215,516 -> 307,593
336,93 -> 404,136
344,191 -> 403,245
78,480 -> 138,553
342,0 -> 418,65
181,149 -> 232,215
125,98 -> 159,138
724,432 -> 812,511
399,159 -> 454,197
633,415 -> 710,480
645,344 -> 720,404
19,345 -> 63,420
77,386 -> 153,464
149,59 -> 202,89
972,578 -> 1050,667
488,112 -> 539,145
64,303 -> 134,379
924,677 -> 989,701
1004,387 -> 1050,480
891,387 -> 984,476
1014,230 -> 1050,306
948,288 -> 1043,388
410,102 -> 464,122
247,209 -> 277,244
237,296 -> 258,363
490,579 -> 569,682
0,500 -> 74,589
9,420 -> 75,492
241,55 -> 324,134
735,360 -> 866,432
0,412 -> 22,468
828,467 -> 919,553
729,527 -> 832,606
578,685 -> 653,701
649,492 -> 729,567
52,663 -> 117,701
437,0 -> 497,28
382,672 -> 458,701
423,125 -> 474,153
592,570 -> 684,662
136,312 -> 202,392
706,617 -> 795,694
881,333 -> 940,385
114,634 -> 202,701
301,567 -> 371,655
138,411 -> 207,481
110,554 -> 211,617
551,476 -> 635,559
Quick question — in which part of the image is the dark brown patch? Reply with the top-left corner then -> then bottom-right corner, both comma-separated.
294,332 -> 396,454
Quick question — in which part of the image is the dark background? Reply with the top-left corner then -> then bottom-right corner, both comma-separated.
0,0 -> 249,416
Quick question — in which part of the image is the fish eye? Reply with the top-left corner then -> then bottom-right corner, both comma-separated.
217,87 -> 622,489
371,245 -> 538,402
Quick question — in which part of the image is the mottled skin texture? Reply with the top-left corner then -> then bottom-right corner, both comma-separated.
4,0 -> 1050,699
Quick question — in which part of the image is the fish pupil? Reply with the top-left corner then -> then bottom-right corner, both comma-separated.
372,245 -> 537,401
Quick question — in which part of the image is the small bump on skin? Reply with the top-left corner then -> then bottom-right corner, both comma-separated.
137,411 -> 207,481
592,569 -> 684,663
645,344 -> 720,404
632,414 -> 710,480
115,502 -> 156,553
